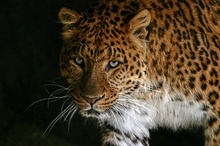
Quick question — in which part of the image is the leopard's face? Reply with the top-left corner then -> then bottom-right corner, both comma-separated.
59,6 -> 151,117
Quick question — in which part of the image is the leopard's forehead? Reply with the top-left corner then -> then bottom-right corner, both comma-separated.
83,0 -> 141,25
69,1 -> 142,60
62,0 -> 149,63
76,0 -> 141,45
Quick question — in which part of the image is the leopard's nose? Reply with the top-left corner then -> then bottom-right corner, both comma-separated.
81,94 -> 104,104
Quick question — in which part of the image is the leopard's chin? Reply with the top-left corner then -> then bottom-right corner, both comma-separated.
80,109 -> 102,118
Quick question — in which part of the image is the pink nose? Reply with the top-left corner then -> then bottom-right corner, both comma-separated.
82,95 -> 104,104
84,97 -> 101,104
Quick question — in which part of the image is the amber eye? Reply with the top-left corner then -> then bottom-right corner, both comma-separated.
74,57 -> 84,66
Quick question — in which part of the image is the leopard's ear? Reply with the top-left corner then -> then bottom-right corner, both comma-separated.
58,7 -> 81,25
58,8 -> 82,40
127,9 -> 151,39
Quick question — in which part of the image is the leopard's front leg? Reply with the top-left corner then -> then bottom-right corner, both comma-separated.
100,122 -> 150,146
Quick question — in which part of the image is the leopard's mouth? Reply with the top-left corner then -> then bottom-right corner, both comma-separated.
86,109 -> 100,115
72,91 -> 120,118
80,109 -> 101,117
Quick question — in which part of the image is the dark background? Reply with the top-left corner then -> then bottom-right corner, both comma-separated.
1,0 -> 204,146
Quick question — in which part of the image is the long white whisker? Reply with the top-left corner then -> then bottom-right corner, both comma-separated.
113,103 -> 138,120
28,78 -> 77,136
67,106 -> 78,132
43,102 -> 74,136
61,100 -> 74,121
118,93 -> 162,116
26,98 -> 50,110
43,82 -> 72,108
42,80 -> 71,89
44,83 -> 71,96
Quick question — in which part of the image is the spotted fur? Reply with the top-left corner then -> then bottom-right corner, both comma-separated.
58,0 -> 220,145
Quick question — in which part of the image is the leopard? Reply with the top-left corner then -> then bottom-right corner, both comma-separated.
57,0 -> 220,145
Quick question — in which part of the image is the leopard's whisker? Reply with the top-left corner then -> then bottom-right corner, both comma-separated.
118,93 -> 160,115
42,102 -> 75,136
26,98 -> 51,110
116,100 -> 157,126
44,82 -> 72,108
61,98 -> 73,119
113,103 -> 138,120
67,106 -> 78,132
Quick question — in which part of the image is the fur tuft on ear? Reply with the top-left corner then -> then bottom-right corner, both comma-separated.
127,9 -> 151,39
58,8 -> 82,40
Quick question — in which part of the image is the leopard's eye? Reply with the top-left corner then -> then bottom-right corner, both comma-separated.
74,57 -> 84,66
106,60 -> 121,71
109,61 -> 120,68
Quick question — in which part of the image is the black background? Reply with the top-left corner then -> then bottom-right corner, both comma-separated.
1,0 -> 204,145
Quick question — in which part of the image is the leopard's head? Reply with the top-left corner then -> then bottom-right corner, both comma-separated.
58,4 -> 151,118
